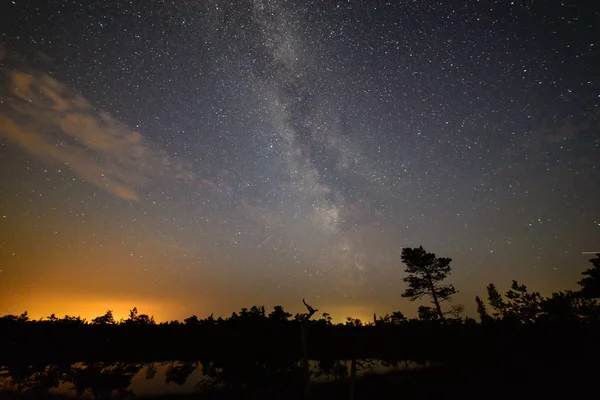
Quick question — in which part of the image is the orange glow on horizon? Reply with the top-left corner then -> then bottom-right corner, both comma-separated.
1,293 -> 384,324
1,295 -> 183,323
326,305 -> 377,324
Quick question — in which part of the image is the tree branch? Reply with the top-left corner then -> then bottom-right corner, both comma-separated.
301,298 -> 318,321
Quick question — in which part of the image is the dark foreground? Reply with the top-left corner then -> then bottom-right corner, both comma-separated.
1,321 -> 599,399
1,357 -> 594,400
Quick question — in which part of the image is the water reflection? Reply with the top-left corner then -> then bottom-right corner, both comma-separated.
1,359 -> 428,398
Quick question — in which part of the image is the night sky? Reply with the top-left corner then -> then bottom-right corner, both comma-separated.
1,0 -> 598,323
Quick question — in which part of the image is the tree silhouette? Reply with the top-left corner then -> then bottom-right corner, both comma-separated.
269,305 -> 292,321
485,281 -> 543,323
539,291 -> 579,323
486,283 -> 506,318
46,313 -> 58,323
505,281 -> 543,322
92,310 -> 115,325
578,253 -> 600,299
241,305 -> 266,321
318,312 -> 333,326
345,317 -> 363,326
475,295 -> 491,322
445,304 -> 465,320
375,311 -> 408,326
184,315 -> 200,325
390,311 -> 407,324
59,315 -> 87,325
0,311 -> 29,323
401,246 -> 457,322
123,307 -> 155,325
417,306 -> 439,321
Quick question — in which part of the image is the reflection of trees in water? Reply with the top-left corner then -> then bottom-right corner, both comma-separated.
164,361 -> 197,385
144,362 -> 158,381
68,362 -> 142,399
0,362 -> 142,399
195,356 -> 393,396
198,357 -> 301,392
1,357 -> 421,398
316,358 -> 348,381
0,362 -> 62,394
0,361 -> 199,397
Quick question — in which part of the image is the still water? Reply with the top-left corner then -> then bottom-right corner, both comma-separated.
0,359 -> 429,398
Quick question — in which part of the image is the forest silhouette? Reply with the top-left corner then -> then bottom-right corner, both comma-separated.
1,247 -> 599,399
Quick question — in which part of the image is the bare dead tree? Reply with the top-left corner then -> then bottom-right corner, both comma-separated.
300,298 -> 317,320
299,298 -> 317,399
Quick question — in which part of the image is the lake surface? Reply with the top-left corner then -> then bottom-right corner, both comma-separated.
0,359 -> 430,398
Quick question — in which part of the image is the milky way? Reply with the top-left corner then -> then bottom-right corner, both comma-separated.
0,0 -> 598,321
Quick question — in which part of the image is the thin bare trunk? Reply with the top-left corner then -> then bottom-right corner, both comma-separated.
300,299 -> 317,399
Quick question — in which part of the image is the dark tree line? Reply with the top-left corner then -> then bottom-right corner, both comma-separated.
3,248 -> 597,329
1,249 -> 599,399
475,252 -> 600,324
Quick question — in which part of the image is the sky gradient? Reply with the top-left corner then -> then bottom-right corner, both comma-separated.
1,0 -> 599,323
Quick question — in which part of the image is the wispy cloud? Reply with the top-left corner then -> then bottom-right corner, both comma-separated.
0,70 -> 193,200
